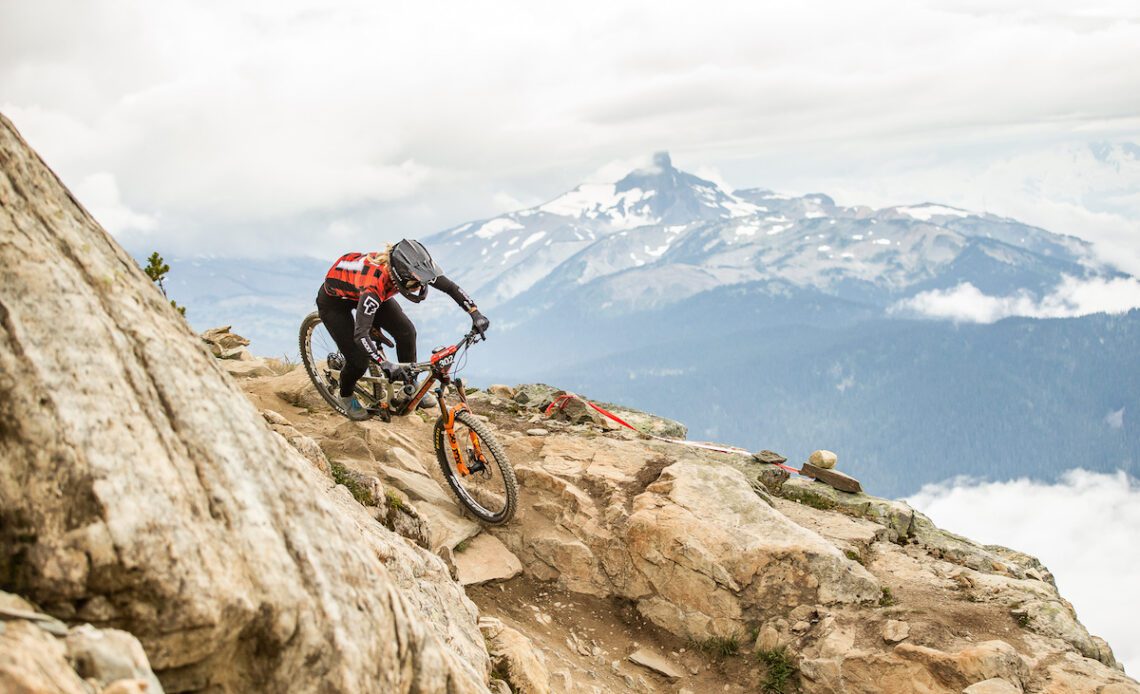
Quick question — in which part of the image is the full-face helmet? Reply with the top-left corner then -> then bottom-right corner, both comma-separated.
388,239 -> 441,303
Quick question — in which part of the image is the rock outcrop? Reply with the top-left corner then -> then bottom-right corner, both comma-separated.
0,114 -> 489,692
237,365 -> 1139,692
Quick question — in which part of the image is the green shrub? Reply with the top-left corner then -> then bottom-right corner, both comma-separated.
330,462 -> 371,505
385,489 -> 407,512
142,251 -> 186,316
694,635 -> 741,658
757,647 -> 795,693
879,587 -> 896,607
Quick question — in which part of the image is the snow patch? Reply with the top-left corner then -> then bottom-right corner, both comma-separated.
520,231 -> 546,250
723,196 -> 765,218
540,183 -> 659,229
475,218 -> 524,239
897,204 -> 970,221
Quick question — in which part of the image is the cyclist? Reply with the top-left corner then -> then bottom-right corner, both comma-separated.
316,239 -> 489,419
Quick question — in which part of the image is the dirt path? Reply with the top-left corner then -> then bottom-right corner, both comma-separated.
469,577 -> 767,693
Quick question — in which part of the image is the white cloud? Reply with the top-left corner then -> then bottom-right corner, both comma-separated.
1105,408 -> 1125,429
72,172 -> 156,235
891,276 -> 1140,323
906,470 -> 1140,676
693,165 -> 734,192
491,191 -> 535,214
1,1 -> 1139,257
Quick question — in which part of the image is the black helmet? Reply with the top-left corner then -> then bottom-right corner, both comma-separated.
389,239 -> 441,303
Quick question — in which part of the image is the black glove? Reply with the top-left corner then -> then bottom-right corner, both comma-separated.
471,309 -> 490,337
369,327 -> 395,348
380,360 -> 412,383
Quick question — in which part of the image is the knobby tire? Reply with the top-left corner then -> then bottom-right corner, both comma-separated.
434,409 -> 517,524
299,311 -> 368,420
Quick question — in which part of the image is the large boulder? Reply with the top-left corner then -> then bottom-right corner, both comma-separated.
200,325 -> 251,359
627,461 -> 880,638
491,433 -> 878,641
0,114 -> 489,692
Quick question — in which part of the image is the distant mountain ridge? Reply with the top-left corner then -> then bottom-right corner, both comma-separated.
425,151 -> 1102,323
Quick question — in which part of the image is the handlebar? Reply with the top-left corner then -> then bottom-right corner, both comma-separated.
399,327 -> 484,374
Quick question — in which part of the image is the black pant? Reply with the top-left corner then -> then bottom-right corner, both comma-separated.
315,288 -> 417,396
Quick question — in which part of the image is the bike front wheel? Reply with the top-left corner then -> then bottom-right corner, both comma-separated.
434,409 -> 517,524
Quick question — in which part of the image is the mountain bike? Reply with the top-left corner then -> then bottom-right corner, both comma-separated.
299,312 -> 517,524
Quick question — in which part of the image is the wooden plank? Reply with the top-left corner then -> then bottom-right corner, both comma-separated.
801,462 -> 863,494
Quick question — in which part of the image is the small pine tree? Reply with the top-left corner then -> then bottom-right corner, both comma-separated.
143,251 -> 186,316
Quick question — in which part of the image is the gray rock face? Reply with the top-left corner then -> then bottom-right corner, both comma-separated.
0,114 -> 489,692
66,624 -> 166,692
1,590 -> 164,693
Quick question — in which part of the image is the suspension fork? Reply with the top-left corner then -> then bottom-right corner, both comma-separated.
441,378 -> 487,476
442,400 -> 471,476
455,378 -> 489,467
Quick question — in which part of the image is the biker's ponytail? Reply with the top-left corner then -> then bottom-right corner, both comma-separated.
364,245 -> 393,268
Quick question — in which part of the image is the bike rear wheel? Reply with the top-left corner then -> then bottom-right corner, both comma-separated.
434,409 -> 517,524
299,310 -> 377,420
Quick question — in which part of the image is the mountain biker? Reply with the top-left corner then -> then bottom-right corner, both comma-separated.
316,239 -> 490,420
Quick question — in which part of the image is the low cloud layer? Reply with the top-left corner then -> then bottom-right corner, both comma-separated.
907,469 -> 1140,676
891,276 -> 1140,323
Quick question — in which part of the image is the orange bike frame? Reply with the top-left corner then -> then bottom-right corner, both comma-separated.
400,370 -> 486,479
393,332 -> 487,477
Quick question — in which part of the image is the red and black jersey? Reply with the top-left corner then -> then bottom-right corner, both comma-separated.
322,252 -> 397,303
320,251 -> 478,365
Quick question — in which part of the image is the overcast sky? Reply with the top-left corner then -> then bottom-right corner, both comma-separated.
2,0 -> 1139,269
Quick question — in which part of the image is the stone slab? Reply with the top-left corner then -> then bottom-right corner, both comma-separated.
627,648 -> 684,681
455,533 -> 523,586
801,462 -> 863,493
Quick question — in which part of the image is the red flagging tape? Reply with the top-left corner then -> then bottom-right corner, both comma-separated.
544,392 -> 802,473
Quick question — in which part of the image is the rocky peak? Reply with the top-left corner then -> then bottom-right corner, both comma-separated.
614,151 -> 679,192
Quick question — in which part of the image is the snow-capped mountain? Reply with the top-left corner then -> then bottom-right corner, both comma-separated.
426,152 -> 766,306
427,152 -> 1101,322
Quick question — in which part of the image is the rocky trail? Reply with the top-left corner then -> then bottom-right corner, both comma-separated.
2,109 -> 1138,693
223,347 -> 1137,694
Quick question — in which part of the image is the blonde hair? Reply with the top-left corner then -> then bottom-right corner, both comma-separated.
364,245 -> 392,267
